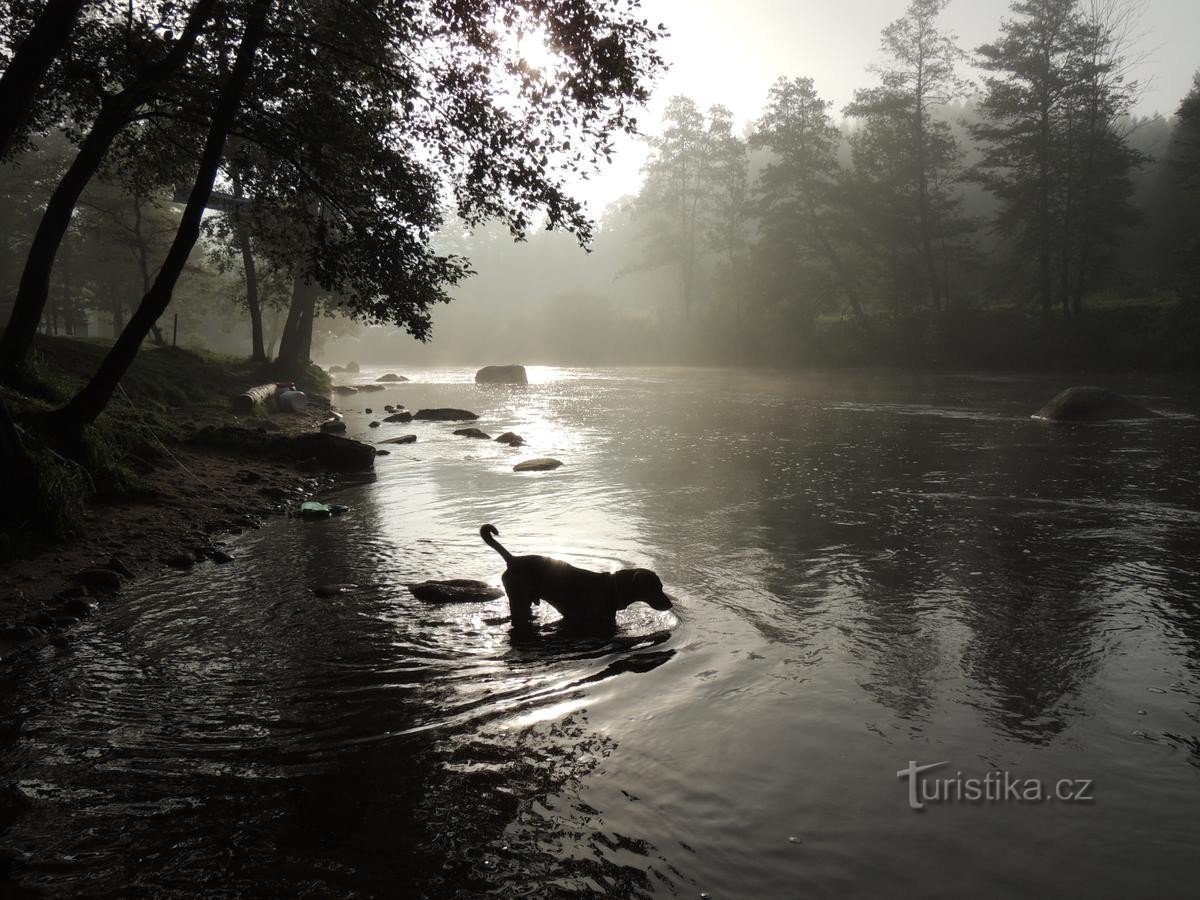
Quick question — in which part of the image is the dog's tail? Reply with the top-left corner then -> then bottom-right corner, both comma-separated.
480,524 -> 513,563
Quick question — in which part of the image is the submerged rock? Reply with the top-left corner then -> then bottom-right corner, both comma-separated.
475,364 -> 528,385
1034,386 -> 1160,422
414,408 -> 478,421
513,457 -> 563,472
357,383 -> 386,393
407,579 -> 504,603
453,427 -> 491,439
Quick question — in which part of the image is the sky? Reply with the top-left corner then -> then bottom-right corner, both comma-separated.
570,0 -> 1200,214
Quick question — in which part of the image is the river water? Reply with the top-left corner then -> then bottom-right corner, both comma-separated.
2,367 -> 1199,898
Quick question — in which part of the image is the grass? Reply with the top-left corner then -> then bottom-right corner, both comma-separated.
2,336 -> 331,539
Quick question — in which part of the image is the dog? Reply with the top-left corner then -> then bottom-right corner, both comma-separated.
480,524 -> 672,632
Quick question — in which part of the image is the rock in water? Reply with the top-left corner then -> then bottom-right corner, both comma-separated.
384,412 -> 413,423
1034,386 -> 1160,422
414,408 -> 478,421
345,361 -> 360,373
453,427 -> 491,439
494,432 -> 524,446
331,385 -> 358,396
287,433 -> 376,471
475,364 -> 528,385
380,434 -> 417,444
377,373 -> 408,382
513,457 -> 563,472
407,579 -> 504,603
357,383 -> 385,393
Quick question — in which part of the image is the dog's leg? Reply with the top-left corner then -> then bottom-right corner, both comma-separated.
502,570 -> 536,624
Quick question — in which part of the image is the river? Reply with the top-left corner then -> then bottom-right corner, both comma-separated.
2,366 -> 1199,898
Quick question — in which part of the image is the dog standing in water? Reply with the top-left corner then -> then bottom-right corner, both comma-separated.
480,524 -> 673,631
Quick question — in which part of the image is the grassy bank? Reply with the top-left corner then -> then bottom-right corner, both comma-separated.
2,336 -> 331,539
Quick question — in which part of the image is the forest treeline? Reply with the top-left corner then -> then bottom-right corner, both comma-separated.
384,0 -> 1200,371
2,0 -> 1199,393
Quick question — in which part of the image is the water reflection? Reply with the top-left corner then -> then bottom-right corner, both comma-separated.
2,367 -> 1200,896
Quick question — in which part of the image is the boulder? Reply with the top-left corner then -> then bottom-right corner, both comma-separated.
320,418 -> 347,434
475,364 -> 528,385
380,434 -> 417,444
494,432 -> 524,446
285,433 -> 376,471
1034,386 -> 1160,422
345,361 -> 360,373
407,579 -> 505,603
369,421 -> 380,428
356,383 -> 385,393
72,567 -> 122,593
414,408 -> 478,421
331,385 -> 358,396
453,427 -> 491,439
375,449 -> 391,456
328,365 -> 345,373
377,373 -> 408,382
513,457 -> 563,472
384,411 -> 413,423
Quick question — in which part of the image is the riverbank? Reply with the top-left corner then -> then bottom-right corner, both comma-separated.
0,337 -> 369,659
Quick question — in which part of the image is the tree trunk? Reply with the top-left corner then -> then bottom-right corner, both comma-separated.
802,189 -> 874,340
232,172 -> 266,360
276,275 -> 317,366
52,0 -> 270,432
0,0 -> 217,380
0,0 -> 88,158
913,107 -> 943,314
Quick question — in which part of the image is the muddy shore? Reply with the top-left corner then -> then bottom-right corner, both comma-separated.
0,395 -> 369,662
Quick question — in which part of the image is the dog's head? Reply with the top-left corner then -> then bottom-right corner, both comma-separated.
611,568 -> 673,611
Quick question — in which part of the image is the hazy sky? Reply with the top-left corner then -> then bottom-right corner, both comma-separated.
573,0 -> 1200,214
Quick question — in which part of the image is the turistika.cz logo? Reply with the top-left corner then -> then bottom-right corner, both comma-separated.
896,761 -> 1095,810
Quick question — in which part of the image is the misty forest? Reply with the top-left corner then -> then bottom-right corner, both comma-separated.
1,0 -> 1199,897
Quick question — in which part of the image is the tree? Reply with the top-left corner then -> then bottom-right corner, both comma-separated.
845,0 -> 968,313
705,106 -> 752,324
752,77 -> 873,336
636,96 -> 714,321
0,0 -> 90,158
0,0 -> 218,379
53,0 -> 270,431
43,0 -> 664,428
972,0 -> 1142,316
